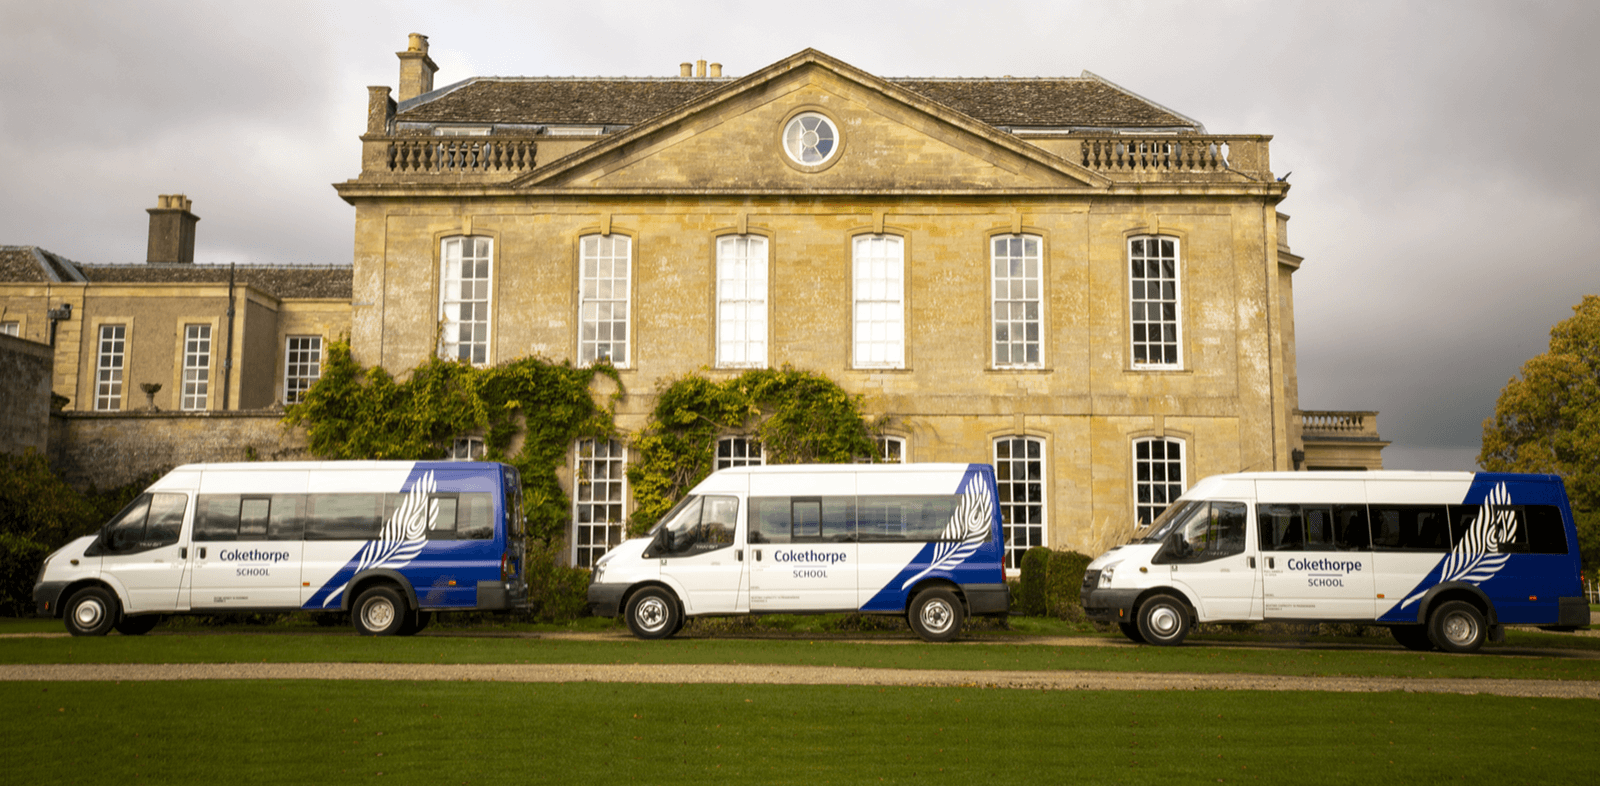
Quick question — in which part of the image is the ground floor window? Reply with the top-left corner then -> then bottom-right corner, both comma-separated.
573,438 -> 626,568
994,436 -> 1045,571
716,437 -> 764,470
1134,437 -> 1185,526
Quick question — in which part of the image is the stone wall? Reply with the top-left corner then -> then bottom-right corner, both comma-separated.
48,410 -> 314,489
0,333 -> 53,455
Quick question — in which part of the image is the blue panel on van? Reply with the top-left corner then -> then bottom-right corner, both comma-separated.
304,462 -> 505,610
859,464 -> 1006,612
1376,474 -> 1581,624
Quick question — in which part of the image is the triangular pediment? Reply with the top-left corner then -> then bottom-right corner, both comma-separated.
513,51 -> 1109,192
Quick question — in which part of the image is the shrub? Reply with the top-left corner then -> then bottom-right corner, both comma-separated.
521,541 -> 593,623
1015,546 -> 1093,620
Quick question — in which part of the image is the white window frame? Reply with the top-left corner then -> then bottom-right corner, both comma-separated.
852,234 -> 905,369
716,437 -> 764,470
1129,235 -> 1182,369
992,233 -> 1043,368
876,436 -> 905,464
716,235 -> 769,368
0,321 -> 18,337
449,437 -> 485,461
440,236 -> 493,365
579,234 -> 632,367
994,435 -> 1046,573
283,335 -> 323,405
573,438 -> 627,568
1133,436 -> 1186,527
95,324 -> 126,411
180,324 -> 212,411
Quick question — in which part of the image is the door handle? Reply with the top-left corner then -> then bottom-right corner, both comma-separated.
1266,557 -> 1275,569
180,547 -> 188,559
1247,556 -> 1255,568
199,547 -> 207,559
755,549 -> 762,561
736,549 -> 743,561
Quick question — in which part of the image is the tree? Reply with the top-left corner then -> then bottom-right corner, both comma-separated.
1479,295 -> 1600,569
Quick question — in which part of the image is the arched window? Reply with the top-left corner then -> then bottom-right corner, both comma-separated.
994,436 -> 1046,571
1133,437 -> 1186,526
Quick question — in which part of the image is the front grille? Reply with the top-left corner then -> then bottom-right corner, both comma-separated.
1081,569 -> 1101,594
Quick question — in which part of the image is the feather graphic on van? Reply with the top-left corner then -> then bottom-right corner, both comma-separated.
1400,482 -> 1517,609
899,473 -> 994,590
320,471 -> 439,607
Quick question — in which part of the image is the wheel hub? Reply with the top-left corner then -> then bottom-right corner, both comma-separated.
1148,606 -> 1180,636
920,600 -> 952,633
636,597 -> 668,632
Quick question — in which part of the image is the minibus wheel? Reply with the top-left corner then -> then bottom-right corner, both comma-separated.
1390,625 -> 1434,651
113,615 -> 160,636
1118,622 -> 1146,644
1135,594 -> 1190,646
1428,601 -> 1486,653
626,587 -> 680,640
352,586 -> 407,636
909,588 -> 964,642
63,587 -> 118,637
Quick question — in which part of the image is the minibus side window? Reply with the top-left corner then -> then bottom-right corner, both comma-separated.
105,495 -> 153,551
1332,505 -> 1371,550
239,498 -> 271,539
751,497 -> 789,544
1258,504 -> 1305,551
1525,506 -> 1570,554
102,493 -> 185,552
267,495 -> 304,541
822,497 -> 855,542
793,499 -> 821,538
857,496 -> 962,541
657,496 -> 738,555
1155,501 -> 1246,563
430,495 -> 460,539
459,493 -> 494,539
1448,505 -> 1531,554
304,494 -> 385,540
195,495 -> 241,541
1370,505 -> 1449,551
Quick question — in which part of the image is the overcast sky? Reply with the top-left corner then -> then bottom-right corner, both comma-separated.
3,0 -> 1597,471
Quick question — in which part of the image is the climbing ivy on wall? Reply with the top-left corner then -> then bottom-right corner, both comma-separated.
626,368 -> 881,536
283,341 -> 619,544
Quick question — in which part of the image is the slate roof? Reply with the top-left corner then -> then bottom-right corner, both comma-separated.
79,265 -> 353,299
396,75 -> 1199,131
1,247 -> 351,300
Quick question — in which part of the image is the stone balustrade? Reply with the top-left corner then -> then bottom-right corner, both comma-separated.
1298,410 -> 1381,438
1074,135 -> 1272,179
363,136 -> 539,178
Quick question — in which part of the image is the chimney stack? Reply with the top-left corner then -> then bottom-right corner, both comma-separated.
397,33 -> 439,102
695,59 -> 706,78
146,194 -> 199,264
680,62 -> 693,78
709,62 -> 722,77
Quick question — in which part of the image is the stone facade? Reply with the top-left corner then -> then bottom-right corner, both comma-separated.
47,411 -> 314,490
333,40 -> 1376,564
0,198 -> 352,414
0,333 -> 54,455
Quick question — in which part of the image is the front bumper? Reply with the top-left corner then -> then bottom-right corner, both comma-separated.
587,582 -> 629,618
33,582 -> 69,618
1081,586 -> 1143,623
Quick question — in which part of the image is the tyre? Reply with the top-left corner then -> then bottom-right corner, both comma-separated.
1428,600 -> 1487,654
113,615 -> 160,636
1390,625 -> 1434,651
625,587 -> 680,640
908,588 -> 964,643
352,586 -> 408,636
1118,621 -> 1146,644
397,610 -> 433,636
1135,594 -> 1191,646
63,587 -> 118,637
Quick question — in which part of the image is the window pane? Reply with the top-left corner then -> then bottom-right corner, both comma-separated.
1129,235 -> 1181,368
993,234 -> 1042,367
573,438 -> 626,567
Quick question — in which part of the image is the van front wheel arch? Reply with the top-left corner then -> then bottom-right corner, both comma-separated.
1135,593 -> 1191,646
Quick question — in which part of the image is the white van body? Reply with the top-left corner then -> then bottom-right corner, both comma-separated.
1081,471 -> 1586,652
587,464 -> 1009,642
34,461 -> 526,636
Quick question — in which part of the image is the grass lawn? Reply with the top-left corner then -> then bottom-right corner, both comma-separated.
2,629 -> 1598,682
5,680 -> 1590,785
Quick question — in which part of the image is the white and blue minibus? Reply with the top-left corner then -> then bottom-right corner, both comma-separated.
587,464 -> 1010,642
1082,471 -> 1588,652
33,461 -> 527,636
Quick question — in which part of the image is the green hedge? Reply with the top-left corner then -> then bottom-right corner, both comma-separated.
1016,546 -> 1093,620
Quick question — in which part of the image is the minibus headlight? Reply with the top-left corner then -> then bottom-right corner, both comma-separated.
1099,561 -> 1121,587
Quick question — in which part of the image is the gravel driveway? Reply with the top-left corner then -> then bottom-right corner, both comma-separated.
2,661 -> 1595,700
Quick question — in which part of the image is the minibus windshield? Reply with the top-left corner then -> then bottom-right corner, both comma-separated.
1133,499 -> 1201,544
648,495 -> 700,536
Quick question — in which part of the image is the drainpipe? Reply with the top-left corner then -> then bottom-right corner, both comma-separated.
223,262 -> 235,410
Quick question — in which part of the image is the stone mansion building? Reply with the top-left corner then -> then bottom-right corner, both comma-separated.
0,35 -> 1386,568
